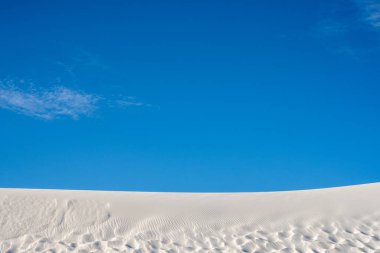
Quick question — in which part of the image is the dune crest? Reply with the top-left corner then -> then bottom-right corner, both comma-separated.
1,184 -> 380,253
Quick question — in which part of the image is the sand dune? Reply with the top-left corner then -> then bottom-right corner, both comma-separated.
1,183 -> 380,252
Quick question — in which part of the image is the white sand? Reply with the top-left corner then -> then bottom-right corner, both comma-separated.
1,184 -> 380,253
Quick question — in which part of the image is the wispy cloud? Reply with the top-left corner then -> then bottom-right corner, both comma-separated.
115,96 -> 151,108
0,84 -> 100,120
313,19 -> 355,57
0,81 -> 151,120
358,0 -> 380,28
55,49 -> 108,84
313,0 -> 380,57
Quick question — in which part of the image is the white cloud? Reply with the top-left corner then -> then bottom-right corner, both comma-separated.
0,84 -> 100,120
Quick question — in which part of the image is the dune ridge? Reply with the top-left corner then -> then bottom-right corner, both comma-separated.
1,183 -> 380,253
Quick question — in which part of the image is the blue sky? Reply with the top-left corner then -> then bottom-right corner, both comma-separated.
1,0 -> 380,192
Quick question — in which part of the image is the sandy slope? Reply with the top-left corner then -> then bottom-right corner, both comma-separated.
1,184 -> 380,253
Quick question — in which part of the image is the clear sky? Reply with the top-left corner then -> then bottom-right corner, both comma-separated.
0,0 -> 380,192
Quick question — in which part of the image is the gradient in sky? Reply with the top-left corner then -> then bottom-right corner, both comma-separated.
1,0 -> 380,192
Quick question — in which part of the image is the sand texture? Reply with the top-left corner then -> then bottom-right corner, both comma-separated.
1,183 -> 380,252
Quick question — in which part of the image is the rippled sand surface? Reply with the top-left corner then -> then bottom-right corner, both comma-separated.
1,184 -> 380,253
